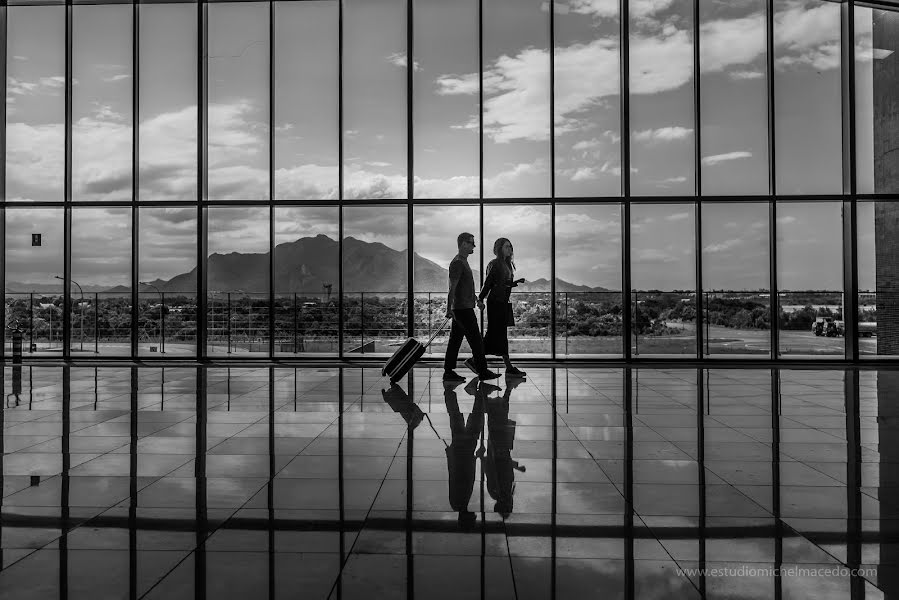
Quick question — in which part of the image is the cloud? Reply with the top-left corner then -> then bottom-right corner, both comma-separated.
702,151 -> 752,166
633,126 -> 693,143
571,167 -> 598,181
703,238 -> 743,253
665,212 -> 690,222
776,216 -> 798,225
635,248 -> 679,264
435,72 -> 479,96
729,70 -> 764,81
572,138 -> 602,151
435,38 -> 619,143
387,52 -> 421,72
7,77 -> 38,96
700,13 -> 766,73
629,29 -> 693,95
563,0 -> 618,19
7,121 -> 65,201
39,76 -> 66,90
773,1 -> 841,71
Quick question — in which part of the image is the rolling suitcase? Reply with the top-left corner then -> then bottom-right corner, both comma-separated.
382,318 -> 451,384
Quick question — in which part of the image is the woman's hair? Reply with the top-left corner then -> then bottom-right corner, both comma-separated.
492,238 -> 515,273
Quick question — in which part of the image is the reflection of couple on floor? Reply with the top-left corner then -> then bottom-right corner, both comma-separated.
444,378 -> 525,525
379,377 -> 525,526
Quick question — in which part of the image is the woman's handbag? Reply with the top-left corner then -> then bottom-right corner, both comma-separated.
505,302 -> 515,327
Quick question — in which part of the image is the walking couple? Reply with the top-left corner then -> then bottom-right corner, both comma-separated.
443,232 -> 527,382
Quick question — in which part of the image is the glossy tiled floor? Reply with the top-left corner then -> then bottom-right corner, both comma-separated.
0,365 -> 895,599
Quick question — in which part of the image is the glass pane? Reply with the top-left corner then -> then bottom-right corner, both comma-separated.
555,204 -> 622,357
776,202 -> 843,356
483,0 -> 550,198
139,3 -> 197,200
554,0 -> 621,197
4,208 -> 64,357
274,1 -> 338,200
138,207 -> 198,356
483,204 -> 551,355
208,2 -> 269,200
72,4 -> 133,202
773,0 -> 842,195
701,202 -> 770,357
856,6 -> 899,195
629,0 -> 695,196
630,203 -> 696,356
7,6 -> 65,202
207,207 -> 271,356
413,0 -> 479,199
699,0 -> 768,195
342,206 -> 407,354
343,0 -> 407,199
412,205 -> 481,357
273,206 -> 339,355
72,208 -> 132,356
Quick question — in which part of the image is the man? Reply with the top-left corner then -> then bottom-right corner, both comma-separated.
444,232 -> 500,382
443,379 -> 484,528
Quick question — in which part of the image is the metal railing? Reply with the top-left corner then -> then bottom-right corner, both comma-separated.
2,289 -> 891,357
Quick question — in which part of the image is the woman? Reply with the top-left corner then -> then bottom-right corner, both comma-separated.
477,238 -> 526,377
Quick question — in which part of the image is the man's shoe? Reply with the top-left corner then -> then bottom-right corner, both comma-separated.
463,357 -> 478,375
505,366 -> 527,378
478,370 -> 501,381
443,370 -> 466,382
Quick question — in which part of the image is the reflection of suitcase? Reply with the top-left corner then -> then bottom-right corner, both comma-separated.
382,318 -> 450,384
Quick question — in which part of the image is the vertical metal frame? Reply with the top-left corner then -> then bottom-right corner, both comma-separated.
478,0 -> 484,315
197,0 -> 209,358
131,1 -> 139,358
337,0 -> 345,360
693,0 -> 704,359
63,0 -> 73,358
844,368 -> 864,597
620,0 -> 633,360
841,1 -> 859,359
549,1 -> 557,360
406,0 -> 414,339
0,6 -> 6,357
767,0 -> 779,359
194,366 -> 208,599
623,367 -> 635,598
268,0 -> 276,358
771,368 -> 783,600
696,368 -> 707,597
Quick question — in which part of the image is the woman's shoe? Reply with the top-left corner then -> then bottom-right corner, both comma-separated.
505,366 -> 526,378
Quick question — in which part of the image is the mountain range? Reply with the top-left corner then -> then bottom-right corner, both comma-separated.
7,235 -> 610,295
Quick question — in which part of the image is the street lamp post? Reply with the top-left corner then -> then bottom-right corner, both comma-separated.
140,282 -> 165,354
55,275 -> 84,351
235,289 -> 251,352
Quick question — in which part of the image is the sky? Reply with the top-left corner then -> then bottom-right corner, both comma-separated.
3,0 -> 896,293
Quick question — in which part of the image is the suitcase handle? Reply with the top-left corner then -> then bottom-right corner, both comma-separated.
424,317 -> 451,349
